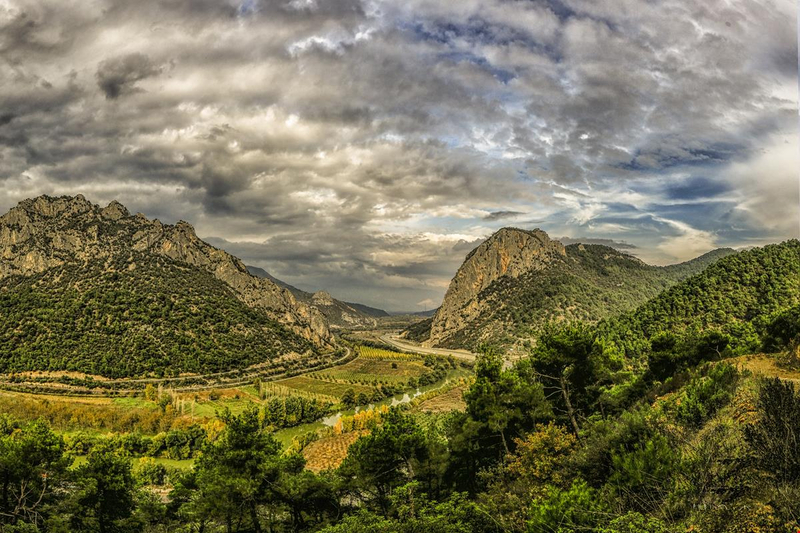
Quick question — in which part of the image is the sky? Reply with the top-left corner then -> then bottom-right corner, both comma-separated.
0,0 -> 798,312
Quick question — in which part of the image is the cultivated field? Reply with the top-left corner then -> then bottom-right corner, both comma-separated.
414,385 -> 467,413
302,430 -> 368,472
310,355 -> 428,385
269,375 -> 375,399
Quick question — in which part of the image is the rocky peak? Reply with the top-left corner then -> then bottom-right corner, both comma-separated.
101,200 -> 130,220
312,291 -> 335,306
4,194 -> 93,224
0,195 -> 333,348
427,227 -> 566,346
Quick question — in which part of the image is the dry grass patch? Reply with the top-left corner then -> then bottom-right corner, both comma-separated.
415,386 -> 467,413
728,354 -> 800,383
303,430 -> 368,473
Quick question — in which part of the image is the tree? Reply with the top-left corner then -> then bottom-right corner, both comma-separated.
0,420 -> 70,528
69,446 -> 137,533
447,348 -> 551,493
342,389 -> 356,408
744,377 -> 800,482
529,325 -> 599,436
189,408 -> 282,533
143,384 -> 156,402
339,409 -> 429,515
480,423 -> 577,532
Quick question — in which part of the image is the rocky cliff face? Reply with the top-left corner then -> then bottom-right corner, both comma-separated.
427,228 -> 566,346
414,227 -> 733,351
0,195 -> 333,346
247,265 -> 384,329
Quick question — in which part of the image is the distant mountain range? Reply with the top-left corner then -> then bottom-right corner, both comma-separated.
246,266 -> 389,328
0,195 -> 334,378
404,227 -> 736,351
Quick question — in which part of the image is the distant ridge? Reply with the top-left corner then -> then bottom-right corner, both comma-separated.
246,266 -> 389,327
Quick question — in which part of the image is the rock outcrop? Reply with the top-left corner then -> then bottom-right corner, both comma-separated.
0,194 -> 333,347
427,228 -> 566,346
418,227 -> 734,351
246,266 -> 385,329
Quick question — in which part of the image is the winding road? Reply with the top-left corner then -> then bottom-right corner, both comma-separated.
379,333 -> 478,362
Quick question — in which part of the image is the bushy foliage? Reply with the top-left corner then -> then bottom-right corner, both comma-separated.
527,480 -> 605,533
671,362 -> 740,427
0,254 -> 315,378
744,377 -> 800,483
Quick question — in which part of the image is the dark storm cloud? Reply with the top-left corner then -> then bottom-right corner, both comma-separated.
557,237 -> 637,250
483,210 -> 525,221
96,53 -> 162,99
0,0 -> 796,309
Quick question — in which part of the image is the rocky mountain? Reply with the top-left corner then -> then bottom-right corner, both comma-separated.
246,266 -> 389,328
0,195 -> 335,377
406,227 -> 735,351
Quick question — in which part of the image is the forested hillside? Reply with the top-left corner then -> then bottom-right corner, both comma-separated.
598,239 -> 800,358
0,254 -> 316,378
409,230 -> 734,350
0,195 -> 336,379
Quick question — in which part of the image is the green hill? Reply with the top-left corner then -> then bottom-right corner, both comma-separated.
0,195 -> 334,380
597,239 -> 800,357
0,253 -> 316,378
408,228 -> 734,351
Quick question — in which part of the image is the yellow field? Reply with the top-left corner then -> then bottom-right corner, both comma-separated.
414,385 -> 467,413
356,346 -> 422,360
310,357 -> 428,385
302,430 -> 368,473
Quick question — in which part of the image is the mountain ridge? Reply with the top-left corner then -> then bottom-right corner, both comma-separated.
245,266 -> 389,327
407,227 -> 736,351
0,195 -> 336,377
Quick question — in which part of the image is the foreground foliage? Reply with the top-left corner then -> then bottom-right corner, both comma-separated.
2,241 -> 800,532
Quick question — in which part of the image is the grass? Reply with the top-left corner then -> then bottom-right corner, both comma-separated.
728,353 -> 800,383
111,396 -> 159,410
310,357 -> 428,384
273,375 -> 375,399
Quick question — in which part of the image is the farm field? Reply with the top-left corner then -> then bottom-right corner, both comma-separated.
271,375 -> 375,399
303,430 -> 368,473
414,385 -> 467,413
310,355 -> 428,384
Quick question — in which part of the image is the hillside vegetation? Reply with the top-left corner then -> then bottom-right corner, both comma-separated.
409,235 -> 733,350
0,254 -> 316,378
0,241 -> 799,532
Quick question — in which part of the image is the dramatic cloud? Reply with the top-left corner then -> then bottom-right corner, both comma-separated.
0,0 -> 796,310
96,53 -> 162,99
557,237 -> 637,250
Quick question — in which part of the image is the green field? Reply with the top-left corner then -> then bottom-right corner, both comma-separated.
72,455 -> 194,471
310,357 -> 428,384
273,375 -> 375,398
